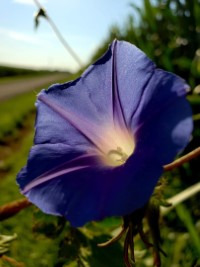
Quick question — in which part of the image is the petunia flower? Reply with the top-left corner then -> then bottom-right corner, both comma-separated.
17,40 -> 193,227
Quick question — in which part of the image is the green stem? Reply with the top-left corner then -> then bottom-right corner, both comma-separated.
161,182 -> 200,216
33,0 -> 83,68
163,147 -> 200,171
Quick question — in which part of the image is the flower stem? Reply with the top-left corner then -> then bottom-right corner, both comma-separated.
0,199 -> 32,221
163,147 -> 200,171
97,226 -> 127,247
160,182 -> 200,216
1,255 -> 25,267
33,0 -> 83,68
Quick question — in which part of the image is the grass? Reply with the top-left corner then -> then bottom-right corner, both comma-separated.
0,72 -> 71,85
0,65 -> 70,79
176,204 -> 200,255
0,91 -> 36,141
187,94 -> 200,106
0,75 -> 30,84
0,74 -> 49,84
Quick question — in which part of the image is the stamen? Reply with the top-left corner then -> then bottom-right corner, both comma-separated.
107,147 -> 129,166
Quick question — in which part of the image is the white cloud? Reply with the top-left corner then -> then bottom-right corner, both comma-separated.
13,0 -> 47,5
8,31 -> 40,44
0,28 -> 41,44
13,0 -> 34,5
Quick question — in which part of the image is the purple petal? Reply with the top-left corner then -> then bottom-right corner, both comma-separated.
111,40 -> 156,126
37,93 -> 107,153
132,69 -> 192,163
21,153 -> 98,194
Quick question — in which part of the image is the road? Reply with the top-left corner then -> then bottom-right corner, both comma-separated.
0,73 -> 69,101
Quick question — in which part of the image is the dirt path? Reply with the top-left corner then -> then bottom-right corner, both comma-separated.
0,73 -> 68,101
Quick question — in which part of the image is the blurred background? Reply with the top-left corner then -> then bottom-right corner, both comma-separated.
0,0 -> 200,266
0,0 -> 133,72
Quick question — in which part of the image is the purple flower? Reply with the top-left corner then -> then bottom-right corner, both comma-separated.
17,40 -> 193,227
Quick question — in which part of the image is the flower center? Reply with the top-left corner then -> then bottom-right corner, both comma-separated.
99,126 -> 135,167
107,147 -> 129,166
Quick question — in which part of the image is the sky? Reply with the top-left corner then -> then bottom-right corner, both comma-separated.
0,0 -> 138,72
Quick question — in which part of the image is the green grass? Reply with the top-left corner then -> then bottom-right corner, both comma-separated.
0,65 -> 70,79
0,74 -> 49,84
0,75 -> 30,84
0,91 -> 36,141
176,204 -> 200,255
0,72 -> 71,85
187,94 -> 200,106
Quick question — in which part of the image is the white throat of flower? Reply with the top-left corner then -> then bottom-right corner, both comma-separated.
100,125 -> 135,167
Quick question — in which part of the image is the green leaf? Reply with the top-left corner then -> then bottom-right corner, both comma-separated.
176,204 -> 200,256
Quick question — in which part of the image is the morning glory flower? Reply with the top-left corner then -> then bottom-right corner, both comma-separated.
17,40 -> 193,227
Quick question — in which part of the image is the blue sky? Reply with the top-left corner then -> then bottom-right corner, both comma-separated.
0,0 -> 138,72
